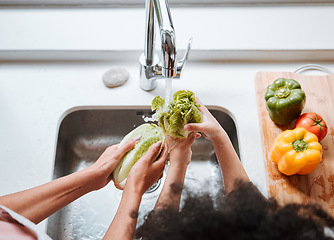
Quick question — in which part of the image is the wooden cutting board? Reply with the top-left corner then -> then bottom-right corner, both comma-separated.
255,71 -> 334,215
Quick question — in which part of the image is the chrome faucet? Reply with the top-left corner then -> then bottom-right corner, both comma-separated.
139,0 -> 191,91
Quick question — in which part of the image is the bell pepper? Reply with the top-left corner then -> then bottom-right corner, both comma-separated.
265,78 -> 306,125
270,127 -> 322,176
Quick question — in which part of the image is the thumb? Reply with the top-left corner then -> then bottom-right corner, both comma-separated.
152,147 -> 168,170
185,132 -> 197,145
140,140 -> 163,163
153,146 -> 168,166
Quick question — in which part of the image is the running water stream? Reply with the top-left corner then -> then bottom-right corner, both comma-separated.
143,78 -> 173,122
164,78 -> 173,109
142,77 -> 178,152
162,78 -> 178,152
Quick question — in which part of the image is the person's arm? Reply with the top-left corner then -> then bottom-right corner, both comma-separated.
0,136 -> 141,224
185,99 -> 249,194
154,133 -> 197,211
103,141 -> 168,240
210,128 -> 249,193
103,185 -> 142,240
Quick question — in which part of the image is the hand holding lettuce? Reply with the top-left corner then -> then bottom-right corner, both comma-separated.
112,90 -> 202,190
113,123 -> 165,189
125,141 -> 168,195
184,97 -> 224,141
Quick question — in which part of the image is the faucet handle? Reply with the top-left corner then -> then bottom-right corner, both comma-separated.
177,37 -> 193,70
176,37 -> 192,75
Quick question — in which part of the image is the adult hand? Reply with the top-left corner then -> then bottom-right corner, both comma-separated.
125,141 -> 168,195
87,135 -> 142,191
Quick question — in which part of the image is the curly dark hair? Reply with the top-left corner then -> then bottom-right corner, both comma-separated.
136,182 -> 334,240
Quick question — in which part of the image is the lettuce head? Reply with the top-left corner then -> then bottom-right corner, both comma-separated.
113,123 -> 165,189
151,90 -> 202,139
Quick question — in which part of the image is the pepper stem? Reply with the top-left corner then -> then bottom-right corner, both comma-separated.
275,87 -> 291,98
293,139 -> 308,152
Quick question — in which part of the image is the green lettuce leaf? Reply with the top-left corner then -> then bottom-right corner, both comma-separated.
151,90 -> 202,139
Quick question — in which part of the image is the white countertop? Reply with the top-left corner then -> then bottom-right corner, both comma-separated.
1,5 -> 334,233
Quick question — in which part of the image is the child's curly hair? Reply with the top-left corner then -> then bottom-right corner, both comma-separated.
136,181 -> 334,240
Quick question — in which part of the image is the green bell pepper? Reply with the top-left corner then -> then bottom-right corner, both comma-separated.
264,78 -> 306,125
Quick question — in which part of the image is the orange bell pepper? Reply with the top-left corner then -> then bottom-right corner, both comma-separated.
270,127 -> 322,176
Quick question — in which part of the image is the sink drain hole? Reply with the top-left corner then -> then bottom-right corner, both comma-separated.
145,179 -> 162,193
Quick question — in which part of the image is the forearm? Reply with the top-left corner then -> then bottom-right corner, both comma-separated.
212,130 -> 250,193
155,161 -> 188,211
0,168 -> 98,224
103,187 -> 142,240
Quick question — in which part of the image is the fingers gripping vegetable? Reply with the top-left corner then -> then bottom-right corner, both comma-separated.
295,113 -> 328,141
265,78 -> 306,125
113,123 -> 165,189
270,127 -> 322,176
152,90 -> 203,139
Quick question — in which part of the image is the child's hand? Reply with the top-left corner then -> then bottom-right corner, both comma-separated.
167,132 -> 198,166
125,141 -> 168,195
184,98 -> 224,141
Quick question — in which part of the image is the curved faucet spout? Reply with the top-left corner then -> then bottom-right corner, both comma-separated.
161,30 -> 177,78
153,0 -> 177,78
139,0 -> 190,91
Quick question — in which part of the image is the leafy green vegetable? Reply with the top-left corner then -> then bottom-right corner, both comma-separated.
152,90 -> 202,139
113,123 -> 165,189
151,96 -> 165,111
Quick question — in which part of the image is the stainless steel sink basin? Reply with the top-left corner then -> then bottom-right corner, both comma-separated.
47,106 -> 240,240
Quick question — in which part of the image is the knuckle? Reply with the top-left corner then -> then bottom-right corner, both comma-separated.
106,145 -> 116,152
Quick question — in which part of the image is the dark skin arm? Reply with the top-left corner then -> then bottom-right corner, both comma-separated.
154,133 -> 198,211
103,141 -> 168,240
185,98 -> 250,193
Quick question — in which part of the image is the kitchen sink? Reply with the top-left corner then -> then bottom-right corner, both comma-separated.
46,106 -> 240,240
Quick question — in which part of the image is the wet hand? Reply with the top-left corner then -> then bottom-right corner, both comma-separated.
87,135 -> 141,190
166,132 -> 198,166
125,141 -> 168,196
184,98 -> 224,141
